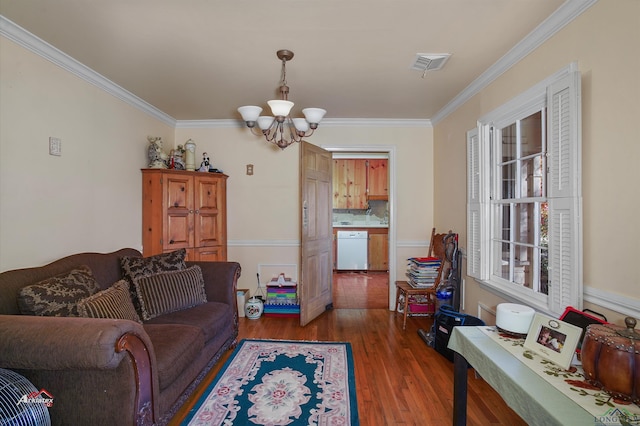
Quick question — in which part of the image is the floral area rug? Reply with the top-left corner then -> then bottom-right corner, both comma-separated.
480,326 -> 640,425
181,339 -> 359,425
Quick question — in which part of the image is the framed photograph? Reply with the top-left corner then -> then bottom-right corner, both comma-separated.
523,313 -> 583,370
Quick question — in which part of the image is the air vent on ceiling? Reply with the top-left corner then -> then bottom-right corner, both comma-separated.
410,53 -> 451,72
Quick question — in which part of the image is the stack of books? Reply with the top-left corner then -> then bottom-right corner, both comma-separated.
406,257 -> 442,288
263,274 -> 300,317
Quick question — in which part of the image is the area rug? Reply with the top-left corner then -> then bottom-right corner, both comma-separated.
181,339 -> 359,425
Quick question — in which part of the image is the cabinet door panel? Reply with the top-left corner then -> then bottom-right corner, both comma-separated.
194,176 -> 224,248
350,159 -> 367,209
195,246 -> 227,262
164,175 -> 194,249
368,233 -> 389,271
166,213 -> 192,249
333,160 -> 348,209
367,159 -> 388,198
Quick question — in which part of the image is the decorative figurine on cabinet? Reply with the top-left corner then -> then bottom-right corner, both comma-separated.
169,144 -> 186,170
147,136 -> 168,168
199,152 -> 214,172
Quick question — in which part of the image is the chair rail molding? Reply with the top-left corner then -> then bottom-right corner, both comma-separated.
583,286 -> 640,320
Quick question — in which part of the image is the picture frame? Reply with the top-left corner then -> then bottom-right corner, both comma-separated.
523,312 -> 583,370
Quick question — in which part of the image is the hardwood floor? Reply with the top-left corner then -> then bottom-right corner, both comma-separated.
169,273 -> 526,425
333,271 -> 389,309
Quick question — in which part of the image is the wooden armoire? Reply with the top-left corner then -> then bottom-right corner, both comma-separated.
141,169 -> 227,261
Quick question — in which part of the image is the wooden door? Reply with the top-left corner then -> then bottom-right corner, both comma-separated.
163,174 -> 194,251
300,141 -> 333,326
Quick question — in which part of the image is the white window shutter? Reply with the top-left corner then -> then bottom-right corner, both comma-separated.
548,198 -> 582,315
547,71 -> 581,199
467,128 -> 482,279
547,69 -> 582,316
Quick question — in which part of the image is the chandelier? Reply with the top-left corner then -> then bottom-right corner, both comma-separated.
237,50 -> 326,150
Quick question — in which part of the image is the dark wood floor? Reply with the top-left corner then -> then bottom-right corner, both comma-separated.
169,272 -> 526,425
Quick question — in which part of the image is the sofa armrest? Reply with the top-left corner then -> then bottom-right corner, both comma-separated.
0,315 -> 157,425
189,261 -> 241,307
0,315 -> 153,370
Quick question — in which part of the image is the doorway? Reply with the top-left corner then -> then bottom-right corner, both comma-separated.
324,146 -> 396,310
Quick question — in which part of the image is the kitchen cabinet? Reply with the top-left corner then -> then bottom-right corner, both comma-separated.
367,159 -> 388,200
333,159 -> 367,209
368,229 -> 389,271
332,227 -> 388,271
142,169 -> 227,261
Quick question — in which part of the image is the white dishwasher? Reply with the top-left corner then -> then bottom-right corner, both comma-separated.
336,231 -> 368,270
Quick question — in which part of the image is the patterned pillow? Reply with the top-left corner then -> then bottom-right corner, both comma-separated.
120,249 -> 187,283
78,280 -> 142,324
133,265 -> 207,321
120,249 -> 187,312
18,265 -> 100,317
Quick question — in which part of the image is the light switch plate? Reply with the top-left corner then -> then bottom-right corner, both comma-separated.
49,137 -> 62,156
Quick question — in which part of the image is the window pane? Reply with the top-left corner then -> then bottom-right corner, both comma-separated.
540,202 -> 548,248
494,240 -> 510,280
500,204 -> 511,241
540,247 -> 549,295
520,111 -> 543,157
513,245 -> 533,288
521,155 -> 545,197
513,203 -> 534,244
501,124 -> 517,162
501,163 -> 516,199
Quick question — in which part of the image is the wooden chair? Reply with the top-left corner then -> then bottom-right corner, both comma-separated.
428,228 -> 456,289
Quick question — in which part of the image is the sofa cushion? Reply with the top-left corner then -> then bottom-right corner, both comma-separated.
144,324 -> 204,390
77,280 -> 142,324
145,301 -> 233,344
133,266 -> 207,321
17,265 -> 100,317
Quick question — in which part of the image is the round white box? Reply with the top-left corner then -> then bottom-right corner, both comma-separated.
496,303 -> 535,335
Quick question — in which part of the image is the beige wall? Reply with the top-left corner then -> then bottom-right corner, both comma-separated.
433,0 -> 640,325
175,125 -> 434,296
0,31 -> 435,306
0,37 -> 173,270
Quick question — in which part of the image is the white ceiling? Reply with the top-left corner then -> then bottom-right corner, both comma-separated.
1,0 -> 573,122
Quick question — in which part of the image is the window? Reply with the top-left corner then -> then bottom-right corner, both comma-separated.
467,64 -> 582,316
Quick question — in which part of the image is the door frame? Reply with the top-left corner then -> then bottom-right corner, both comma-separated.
322,144 -> 397,310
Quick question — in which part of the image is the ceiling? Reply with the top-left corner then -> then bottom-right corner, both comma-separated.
0,0 -> 570,122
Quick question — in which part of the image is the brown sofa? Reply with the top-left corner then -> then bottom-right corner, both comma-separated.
0,248 -> 241,425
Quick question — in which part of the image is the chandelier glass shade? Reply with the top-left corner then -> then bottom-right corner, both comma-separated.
237,50 -> 326,150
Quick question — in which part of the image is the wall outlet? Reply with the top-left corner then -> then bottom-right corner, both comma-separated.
49,137 -> 62,156
246,164 -> 254,175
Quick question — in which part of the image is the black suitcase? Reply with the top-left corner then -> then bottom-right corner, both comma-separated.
433,304 -> 485,362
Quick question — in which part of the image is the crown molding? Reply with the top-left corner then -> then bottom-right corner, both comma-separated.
175,118 -> 432,129
2,0 -> 597,128
0,15 -> 177,127
430,0 -> 599,125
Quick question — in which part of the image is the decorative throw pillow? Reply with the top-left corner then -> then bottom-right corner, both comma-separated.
133,265 -> 207,321
120,249 -> 187,313
78,280 -> 142,324
18,265 -> 101,317
120,249 -> 187,283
